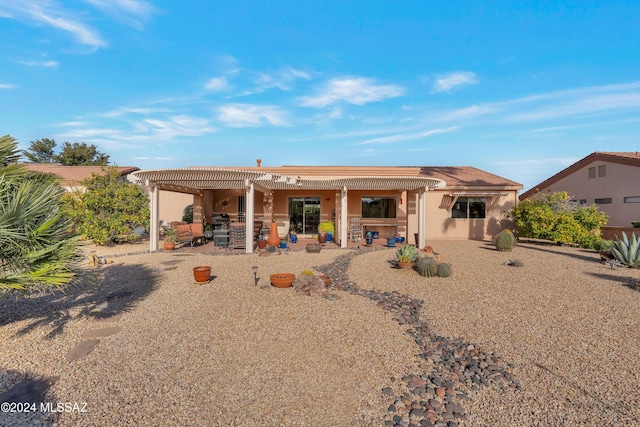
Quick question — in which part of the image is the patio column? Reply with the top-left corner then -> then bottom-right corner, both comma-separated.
417,187 -> 426,248
340,186 -> 348,248
245,180 -> 255,254
147,180 -> 159,252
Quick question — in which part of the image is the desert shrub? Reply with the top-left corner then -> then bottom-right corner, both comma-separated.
506,191 -> 607,249
182,204 -> 194,223
416,257 -> 438,277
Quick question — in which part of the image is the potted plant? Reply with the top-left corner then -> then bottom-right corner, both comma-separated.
163,228 -> 176,250
318,221 -> 334,243
395,244 -> 418,269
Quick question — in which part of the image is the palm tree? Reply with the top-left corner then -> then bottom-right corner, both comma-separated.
0,134 -> 78,294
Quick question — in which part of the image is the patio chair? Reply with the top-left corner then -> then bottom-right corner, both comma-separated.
348,216 -> 362,240
228,223 -> 246,250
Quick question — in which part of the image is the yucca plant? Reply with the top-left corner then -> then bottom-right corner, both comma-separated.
0,134 -> 79,295
609,232 -> 640,268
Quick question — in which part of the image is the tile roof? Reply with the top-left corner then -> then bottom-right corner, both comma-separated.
520,151 -> 640,200
193,165 -> 522,188
22,164 -> 139,187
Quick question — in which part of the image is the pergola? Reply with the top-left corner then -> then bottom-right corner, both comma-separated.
130,167 -> 445,253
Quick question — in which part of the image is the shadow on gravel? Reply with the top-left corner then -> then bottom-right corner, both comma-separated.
0,263 -> 161,339
0,369 -> 59,426
517,242 -> 600,263
587,272 -> 640,292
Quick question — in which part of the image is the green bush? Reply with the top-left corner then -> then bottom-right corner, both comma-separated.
62,167 -> 150,245
182,204 -> 193,223
507,191 -> 607,249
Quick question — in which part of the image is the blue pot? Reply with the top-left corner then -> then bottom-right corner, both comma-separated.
326,232 -> 333,242
395,236 -> 405,243
290,235 -> 298,243
387,238 -> 396,247
372,231 -> 379,239
280,242 -> 287,249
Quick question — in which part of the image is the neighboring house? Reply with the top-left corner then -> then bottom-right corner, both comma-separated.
22,164 -> 193,230
132,162 -> 522,253
519,152 -> 640,227
22,164 -> 139,192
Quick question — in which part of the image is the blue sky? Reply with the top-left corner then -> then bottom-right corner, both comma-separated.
1,1 -> 639,192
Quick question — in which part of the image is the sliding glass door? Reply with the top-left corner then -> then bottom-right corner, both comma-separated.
288,197 -> 320,235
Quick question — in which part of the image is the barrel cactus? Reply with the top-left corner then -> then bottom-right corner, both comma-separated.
416,257 -> 438,277
495,229 -> 515,252
437,262 -> 453,277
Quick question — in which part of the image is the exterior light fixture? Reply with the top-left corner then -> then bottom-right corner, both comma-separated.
252,265 -> 259,286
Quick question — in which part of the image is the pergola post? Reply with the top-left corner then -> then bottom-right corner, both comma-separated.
417,187 -> 426,248
340,186 -> 348,248
147,180 -> 159,252
245,180 -> 255,254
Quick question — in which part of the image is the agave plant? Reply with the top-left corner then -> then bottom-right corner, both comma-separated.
395,244 -> 418,263
609,232 -> 640,268
0,135 -> 79,294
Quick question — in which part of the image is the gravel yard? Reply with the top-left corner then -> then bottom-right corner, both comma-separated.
1,240 -> 639,426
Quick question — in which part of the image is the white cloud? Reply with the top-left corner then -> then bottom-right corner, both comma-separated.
299,77 -> 404,108
0,83 -> 16,89
0,1 -> 106,48
431,72 -> 478,93
81,0 -> 155,28
360,127 -> 457,145
19,59 -> 59,67
218,104 -> 289,127
205,76 -> 231,92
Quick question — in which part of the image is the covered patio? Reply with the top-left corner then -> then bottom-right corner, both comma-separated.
130,167 -> 445,253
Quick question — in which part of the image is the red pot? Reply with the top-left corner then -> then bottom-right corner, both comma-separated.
270,273 -> 295,288
193,266 -> 211,283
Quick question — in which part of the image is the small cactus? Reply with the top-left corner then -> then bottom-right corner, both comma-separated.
507,259 -> 524,267
495,229 -> 515,252
416,257 -> 438,277
437,263 -> 453,277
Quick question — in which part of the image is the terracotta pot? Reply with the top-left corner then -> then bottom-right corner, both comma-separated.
193,266 -> 211,283
164,242 -> 175,250
270,273 -> 295,288
258,239 -> 267,249
306,243 -> 321,253
318,233 -> 327,244
268,221 -> 280,246
396,261 -> 414,269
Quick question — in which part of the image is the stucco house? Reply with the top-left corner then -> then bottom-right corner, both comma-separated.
22,164 -> 139,191
519,152 -> 640,228
132,162 -> 522,253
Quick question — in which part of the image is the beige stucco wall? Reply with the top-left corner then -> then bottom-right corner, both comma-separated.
158,191 -> 194,225
419,190 -> 519,241
540,161 -> 640,227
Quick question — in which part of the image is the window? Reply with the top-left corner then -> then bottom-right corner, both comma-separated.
624,196 -> 640,203
361,197 -> 396,218
588,167 -> 596,178
598,165 -> 606,177
451,197 -> 486,219
594,198 -> 612,204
